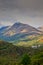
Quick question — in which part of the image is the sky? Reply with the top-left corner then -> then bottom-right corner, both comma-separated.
0,0 -> 43,28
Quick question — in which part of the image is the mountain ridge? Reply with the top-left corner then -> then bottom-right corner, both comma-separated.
2,22 -> 41,36
38,26 -> 43,32
0,22 -> 43,42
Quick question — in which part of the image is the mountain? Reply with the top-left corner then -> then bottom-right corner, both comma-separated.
0,23 -> 43,65
0,22 -> 42,42
3,22 -> 40,37
38,26 -> 43,32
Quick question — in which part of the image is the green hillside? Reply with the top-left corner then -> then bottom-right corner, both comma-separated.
13,34 -> 43,47
0,40 -> 43,65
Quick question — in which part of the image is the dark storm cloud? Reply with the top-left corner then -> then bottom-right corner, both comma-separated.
0,0 -> 43,27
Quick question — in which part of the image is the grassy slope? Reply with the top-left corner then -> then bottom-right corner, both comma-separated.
12,34 -> 43,47
0,40 -> 43,65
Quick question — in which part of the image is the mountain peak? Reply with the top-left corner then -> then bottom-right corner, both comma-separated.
12,22 -> 24,28
13,22 -> 23,26
1,22 -> 41,37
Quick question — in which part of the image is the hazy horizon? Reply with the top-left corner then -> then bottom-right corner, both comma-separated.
0,0 -> 43,28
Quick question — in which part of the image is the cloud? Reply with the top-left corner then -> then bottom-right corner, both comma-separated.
0,21 -> 14,26
0,0 -> 43,27
0,0 -> 43,11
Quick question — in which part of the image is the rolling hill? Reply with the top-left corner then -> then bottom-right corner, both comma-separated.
0,40 -> 43,65
13,34 -> 43,46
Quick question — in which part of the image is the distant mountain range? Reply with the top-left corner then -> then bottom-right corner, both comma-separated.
0,22 -> 43,43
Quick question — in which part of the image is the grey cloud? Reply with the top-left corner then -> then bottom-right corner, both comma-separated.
0,0 -> 43,27
0,0 -> 43,10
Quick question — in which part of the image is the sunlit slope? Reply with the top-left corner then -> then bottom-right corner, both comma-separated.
13,34 -> 43,46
